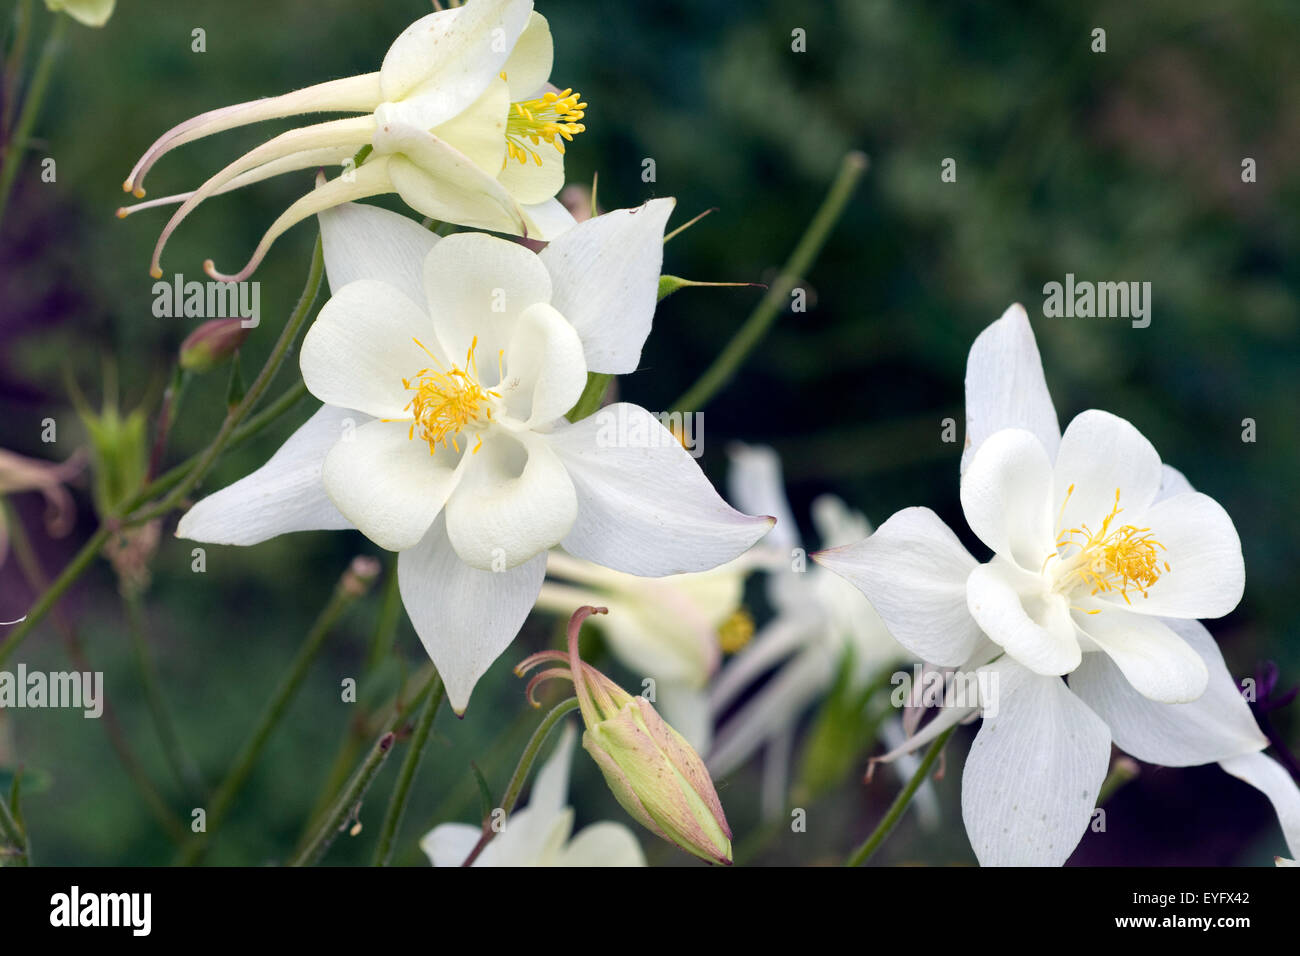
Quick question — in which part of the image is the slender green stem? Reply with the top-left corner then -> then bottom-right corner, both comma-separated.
123,592 -> 204,799
371,673 -> 444,866
0,239 -> 323,665
0,523 -> 109,666
302,555 -> 404,836
0,499 -> 187,843
461,697 -> 580,867
845,724 -> 955,867
0,784 -> 28,867
134,379 -> 309,511
0,12 -> 63,233
175,558 -> 367,866
129,235 -> 324,525
291,672 -> 439,867
670,151 -> 868,414
363,553 -> 403,674
3,0 -> 35,136
295,663 -> 436,854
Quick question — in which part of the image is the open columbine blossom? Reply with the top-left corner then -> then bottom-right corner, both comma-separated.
708,444 -> 905,814
120,0 -> 584,281
422,722 -> 645,867
176,199 -> 773,713
815,304 -> 1300,865
535,548 -> 757,752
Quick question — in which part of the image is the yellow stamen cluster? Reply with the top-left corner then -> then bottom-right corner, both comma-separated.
1052,486 -> 1170,606
718,608 -> 755,654
399,336 -> 499,455
501,77 -> 587,167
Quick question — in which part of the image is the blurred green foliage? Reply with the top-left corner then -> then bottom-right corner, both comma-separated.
0,0 -> 1296,865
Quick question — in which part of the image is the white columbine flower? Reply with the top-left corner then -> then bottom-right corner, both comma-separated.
815,304 -> 1300,865
708,444 -> 904,815
177,199 -> 773,713
121,0 -> 584,280
422,723 -> 645,866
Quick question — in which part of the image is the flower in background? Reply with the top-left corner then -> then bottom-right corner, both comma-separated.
535,548 -> 757,752
43,0 -> 114,27
815,304 -> 1300,865
0,447 -> 84,571
177,200 -> 773,713
518,606 -> 733,865
120,0 -> 584,280
708,443 -> 906,817
422,722 -> 644,867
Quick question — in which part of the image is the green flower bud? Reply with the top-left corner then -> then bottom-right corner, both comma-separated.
179,319 -> 251,373
516,606 -> 733,865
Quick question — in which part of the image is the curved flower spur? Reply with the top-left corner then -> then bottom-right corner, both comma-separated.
176,198 -> 775,714
118,0 -> 584,281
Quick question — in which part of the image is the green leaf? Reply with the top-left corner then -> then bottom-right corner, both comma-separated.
470,762 -> 494,826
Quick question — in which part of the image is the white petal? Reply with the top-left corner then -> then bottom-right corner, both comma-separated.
519,197 -> 577,241
444,430 -> 576,570
322,420 -> 464,552
810,494 -> 872,550
503,302 -> 588,426
318,201 -> 438,302
556,822 -> 647,866
1114,492 -> 1244,620
539,199 -> 675,374
962,659 -> 1111,866
429,76 -> 509,176
380,126 -> 527,236
176,405 -> 360,545
959,428 -> 1054,570
812,507 -> 982,667
496,129 -> 566,205
1071,603 -> 1208,703
709,612 -> 820,716
424,231 -> 553,369
398,514 -> 546,714
420,822 -> 482,867
300,279 -> 435,420
709,648 -> 832,777
1069,618 -> 1265,764
1153,463 -> 1193,504
379,0 -> 533,122
1052,410 -> 1162,536
500,12 -> 553,99
545,403 -> 774,575
1219,752 -> 1300,859
962,304 -> 1060,475
726,443 -> 801,553
967,560 -> 1080,676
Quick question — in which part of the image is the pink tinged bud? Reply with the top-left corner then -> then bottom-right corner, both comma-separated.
179,319 -> 251,372
583,696 -> 733,866
517,605 -> 733,865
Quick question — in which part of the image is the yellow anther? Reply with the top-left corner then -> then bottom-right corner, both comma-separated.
399,336 -> 500,455
503,88 -> 587,168
718,608 -> 755,654
1054,487 -> 1169,604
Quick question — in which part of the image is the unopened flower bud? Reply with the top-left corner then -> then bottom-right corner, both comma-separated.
179,319 -> 251,373
516,606 -> 733,865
